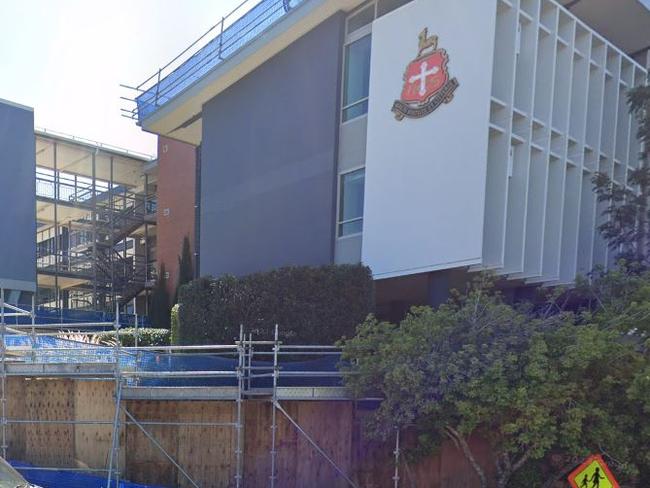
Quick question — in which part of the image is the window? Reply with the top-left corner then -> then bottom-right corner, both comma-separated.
346,4 -> 375,35
342,34 -> 372,122
338,169 -> 365,236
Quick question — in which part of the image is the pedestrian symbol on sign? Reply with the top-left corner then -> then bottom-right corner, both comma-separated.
568,455 -> 620,488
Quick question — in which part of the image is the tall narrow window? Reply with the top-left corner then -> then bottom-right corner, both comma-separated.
338,169 -> 365,236
342,34 -> 372,122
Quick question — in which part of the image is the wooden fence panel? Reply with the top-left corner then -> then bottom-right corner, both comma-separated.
4,379 -> 495,488
125,400 -> 180,486
176,401 -> 237,488
243,401 -> 272,487
73,381 -> 115,471
6,377 -> 26,460
24,379 -> 76,467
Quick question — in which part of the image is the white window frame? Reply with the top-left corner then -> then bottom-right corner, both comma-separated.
336,165 -> 366,239
345,1 -> 377,37
340,1 -> 376,125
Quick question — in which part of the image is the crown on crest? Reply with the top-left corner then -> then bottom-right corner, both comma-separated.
418,28 -> 438,57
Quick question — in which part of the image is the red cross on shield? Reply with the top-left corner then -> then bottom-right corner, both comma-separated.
400,50 -> 450,105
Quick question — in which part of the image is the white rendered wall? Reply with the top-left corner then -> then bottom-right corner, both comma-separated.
482,0 -> 647,284
362,0 -> 646,285
362,0 -> 497,279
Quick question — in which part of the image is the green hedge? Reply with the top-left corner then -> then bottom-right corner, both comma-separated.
176,264 -> 374,345
95,328 -> 171,347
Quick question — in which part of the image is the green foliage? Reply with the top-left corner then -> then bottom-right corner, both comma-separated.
628,85 -> 650,157
576,264 -> 650,337
95,328 -> 171,347
592,86 -> 650,266
150,263 -> 171,329
570,267 -> 650,484
175,235 -> 194,304
340,275 -> 649,487
170,303 -> 180,345
176,264 -> 374,345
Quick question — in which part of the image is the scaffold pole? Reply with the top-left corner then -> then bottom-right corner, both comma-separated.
235,324 -> 244,488
269,324 -> 279,488
0,288 -> 6,460
107,302 -> 122,487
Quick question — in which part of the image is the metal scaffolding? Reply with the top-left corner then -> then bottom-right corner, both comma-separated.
0,291 -> 386,488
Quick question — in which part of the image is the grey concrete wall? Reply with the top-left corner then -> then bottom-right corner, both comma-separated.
0,99 -> 36,291
200,13 -> 345,277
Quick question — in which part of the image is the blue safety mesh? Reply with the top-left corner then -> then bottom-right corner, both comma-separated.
3,306 -> 150,327
136,0 -> 306,121
11,461 -> 167,488
131,352 -> 342,387
5,335 -> 133,365
5,334 -> 344,387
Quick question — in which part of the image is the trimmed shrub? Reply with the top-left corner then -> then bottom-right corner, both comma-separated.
177,264 -> 374,345
95,328 -> 171,347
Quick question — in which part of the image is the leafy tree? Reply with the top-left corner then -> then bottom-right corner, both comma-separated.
592,86 -> 650,266
150,262 -> 171,329
568,267 -> 650,486
575,264 -> 650,338
340,276 -> 649,487
174,235 -> 194,304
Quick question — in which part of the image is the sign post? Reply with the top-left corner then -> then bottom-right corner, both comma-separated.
568,455 -> 620,488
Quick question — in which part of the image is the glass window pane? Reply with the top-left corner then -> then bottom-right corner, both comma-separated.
339,169 -> 365,236
342,99 -> 369,122
343,35 -> 372,110
339,220 -> 363,236
347,5 -> 375,35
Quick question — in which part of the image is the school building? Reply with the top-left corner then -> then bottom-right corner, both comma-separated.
111,0 -> 650,311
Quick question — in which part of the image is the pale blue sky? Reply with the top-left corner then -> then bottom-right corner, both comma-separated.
0,0 -> 247,156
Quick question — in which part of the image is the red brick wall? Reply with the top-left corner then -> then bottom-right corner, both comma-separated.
156,136 -> 197,297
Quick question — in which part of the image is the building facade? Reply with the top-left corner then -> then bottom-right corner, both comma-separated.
156,136 -> 198,296
0,96 -> 160,316
35,129 -> 157,314
0,98 -> 36,304
129,0 -> 650,309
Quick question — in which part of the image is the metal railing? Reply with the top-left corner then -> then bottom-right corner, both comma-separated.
36,172 -> 101,204
37,250 -> 95,275
122,0 -> 307,123
36,127 -> 155,162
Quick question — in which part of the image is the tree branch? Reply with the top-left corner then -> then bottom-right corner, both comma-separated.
512,450 -> 532,472
445,426 -> 487,488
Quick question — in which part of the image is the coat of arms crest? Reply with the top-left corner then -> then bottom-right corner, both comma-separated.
392,28 -> 459,121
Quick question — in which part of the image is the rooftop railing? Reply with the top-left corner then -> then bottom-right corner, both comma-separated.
122,0 -> 307,123
36,127 -> 154,162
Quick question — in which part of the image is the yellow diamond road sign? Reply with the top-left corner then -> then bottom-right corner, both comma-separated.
568,455 -> 620,488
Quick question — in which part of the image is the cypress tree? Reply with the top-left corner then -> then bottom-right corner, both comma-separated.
150,263 -> 171,329
175,235 -> 194,304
